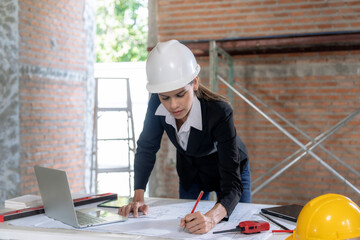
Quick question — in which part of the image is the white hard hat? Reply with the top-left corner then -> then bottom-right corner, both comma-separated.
146,39 -> 200,93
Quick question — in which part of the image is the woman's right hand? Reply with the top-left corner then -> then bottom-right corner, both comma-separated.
118,189 -> 149,218
118,201 -> 149,217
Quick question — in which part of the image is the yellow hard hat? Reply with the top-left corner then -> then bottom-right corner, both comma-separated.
286,193 -> 360,240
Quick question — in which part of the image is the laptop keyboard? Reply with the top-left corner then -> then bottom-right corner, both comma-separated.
76,211 -> 106,226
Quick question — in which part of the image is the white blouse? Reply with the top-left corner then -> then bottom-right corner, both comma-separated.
155,95 -> 202,151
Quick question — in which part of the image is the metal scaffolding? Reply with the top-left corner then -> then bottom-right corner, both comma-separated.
209,40 -> 360,196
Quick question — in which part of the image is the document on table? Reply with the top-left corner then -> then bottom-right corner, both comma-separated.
8,199 -> 296,240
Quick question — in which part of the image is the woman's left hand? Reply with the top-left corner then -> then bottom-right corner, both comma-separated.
180,211 -> 216,234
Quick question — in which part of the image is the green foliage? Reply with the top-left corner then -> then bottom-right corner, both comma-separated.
96,0 -> 148,62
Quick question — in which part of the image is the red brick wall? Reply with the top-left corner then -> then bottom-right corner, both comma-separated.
19,0 -> 86,71
19,0 -> 88,194
222,51 -> 360,204
153,0 -> 360,205
157,0 -> 360,41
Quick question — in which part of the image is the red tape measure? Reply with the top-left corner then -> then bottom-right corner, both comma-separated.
213,220 -> 270,234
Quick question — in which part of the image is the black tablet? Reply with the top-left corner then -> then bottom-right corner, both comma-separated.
97,197 -> 130,209
261,204 -> 303,222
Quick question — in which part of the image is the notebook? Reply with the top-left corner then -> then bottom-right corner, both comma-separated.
34,165 -> 127,228
261,204 -> 303,222
5,194 -> 42,209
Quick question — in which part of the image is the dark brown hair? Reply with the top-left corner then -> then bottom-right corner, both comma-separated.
194,82 -> 230,105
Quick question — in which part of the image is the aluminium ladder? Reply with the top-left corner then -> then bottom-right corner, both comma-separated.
91,77 -> 136,196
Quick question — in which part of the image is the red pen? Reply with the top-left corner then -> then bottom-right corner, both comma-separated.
183,190 -> 204,230
191,190 -> 204,213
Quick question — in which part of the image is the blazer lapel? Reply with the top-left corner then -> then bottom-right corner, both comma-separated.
163,123 -> 184,152
186,98 -> 208,155
186,127 -> 203,155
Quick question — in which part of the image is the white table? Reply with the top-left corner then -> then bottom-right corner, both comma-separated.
0,198 -> 293,240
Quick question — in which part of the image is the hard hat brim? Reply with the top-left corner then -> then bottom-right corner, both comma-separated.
146,64 -> 200,93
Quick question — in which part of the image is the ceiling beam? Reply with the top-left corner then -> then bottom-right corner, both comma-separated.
148,32 -> 360,57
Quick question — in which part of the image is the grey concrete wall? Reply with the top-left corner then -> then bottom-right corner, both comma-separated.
0,0 -> 20,202
147,0 -> 158,48
0,0 -> 95,202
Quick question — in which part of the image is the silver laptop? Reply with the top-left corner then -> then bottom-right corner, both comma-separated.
34,165 -> 127,228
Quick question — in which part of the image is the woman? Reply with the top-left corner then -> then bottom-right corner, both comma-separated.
118,40 -> 251,234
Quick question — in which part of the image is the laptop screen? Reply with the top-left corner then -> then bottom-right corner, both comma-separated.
34,165 -> 79,227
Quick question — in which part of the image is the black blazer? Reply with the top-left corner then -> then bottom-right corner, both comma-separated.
134,94 -> 249,216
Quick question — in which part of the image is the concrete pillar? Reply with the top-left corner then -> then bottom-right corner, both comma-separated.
0,0 -> 20,202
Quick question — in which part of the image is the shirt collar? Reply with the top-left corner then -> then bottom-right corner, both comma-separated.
155,95 -> 202,131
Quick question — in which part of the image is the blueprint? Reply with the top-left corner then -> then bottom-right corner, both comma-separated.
8,198 -> 296,240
